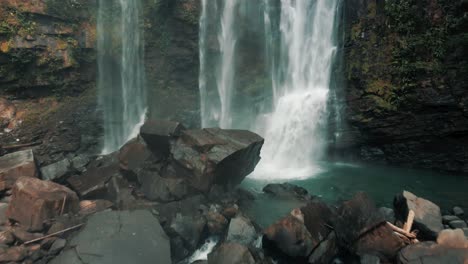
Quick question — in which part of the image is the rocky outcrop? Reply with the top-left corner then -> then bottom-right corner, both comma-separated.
0,149 -> 37,191
335,0 -> 468,174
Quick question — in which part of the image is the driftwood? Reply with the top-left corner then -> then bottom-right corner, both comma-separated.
387,209 -> 419,244
387,222 -> 417,239
1,141 -> 42,150
60,196 -> 67,216
403,210 -> 415,233
24,223 -> 85,245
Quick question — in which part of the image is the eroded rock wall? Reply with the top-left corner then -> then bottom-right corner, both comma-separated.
336,0 -> 468,173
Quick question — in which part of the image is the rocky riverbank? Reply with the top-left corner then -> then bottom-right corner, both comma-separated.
0,119 -> 466,264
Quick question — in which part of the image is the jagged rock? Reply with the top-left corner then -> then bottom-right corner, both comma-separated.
140,119 -> 185,155
137,169 -> 190,202
449,220 -> 467,229
443,215 -> 461,224
79,200 -> 113,216
67,164 -> 117,199
394,191 -> 443,240
0,149 -> 37,191
49,238 -> 66,255
226,215 -> 257,246
0,230 -> 15,245
70,155 -> 90,172
155,195 -> 207,225
118,138 -> 154,180
354,223 -> 406,262
263,214 -> 313,258
335,192 -> 384,248
0,203 -> 8,225
263,183 -> 310,200
437,229 -> 468,248
308,231 -> 338,264
7,177 -> 79,231
208,243 -> 255,264
169,213 -> 206,251
452,207 -> 464,217
397,242 -> 468,263
40,158 -> 71,181
0,246 -> 27,262
206,210 -> 228,236
50,210 -> 171,264
301,200 -> 336,249
171,128 -> 264,191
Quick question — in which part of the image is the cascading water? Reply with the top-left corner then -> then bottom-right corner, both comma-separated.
98,0 -> 146,154
199,0 -> 239,128
253,0 -> 340,179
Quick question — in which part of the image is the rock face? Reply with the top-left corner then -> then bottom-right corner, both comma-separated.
0,149 -> 37,191
171,128 -> 264,191
7,177 -> 79,231
140,119 -> 185,154
334,0 -> 468,174
226,215 -> 257,246
394,191 -> 443,240
50,210 -> 171,264
208,243 -> 255,264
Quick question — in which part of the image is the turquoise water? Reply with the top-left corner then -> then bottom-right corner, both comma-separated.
241,162 -> 468,227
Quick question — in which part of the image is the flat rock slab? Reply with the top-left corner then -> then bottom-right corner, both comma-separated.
50,210 -> 171,264
0,149 -> 37,191
398,242 -> 468,263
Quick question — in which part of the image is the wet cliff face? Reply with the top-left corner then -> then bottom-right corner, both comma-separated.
338,0 -> 468,173
143,0 -> 201,128
0,0 -> 100,165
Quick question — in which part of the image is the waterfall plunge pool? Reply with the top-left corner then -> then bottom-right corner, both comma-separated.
242,162 -> 468,228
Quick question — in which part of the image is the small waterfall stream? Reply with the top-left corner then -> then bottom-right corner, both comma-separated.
199,0 -> 341,179
98,0 -> 146,154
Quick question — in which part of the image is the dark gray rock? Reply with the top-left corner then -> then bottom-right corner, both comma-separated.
40,158 -> 71,181
50,210 -> 171,264
169,213 -> 206,251
226,215 -> 257,246
49,238 -> 66,255
308,232 -> 338,264
378,207 -> 395,224
137,170 -> 190,202
394,191 -> 443,240
67,164 -> 118,199
452,207 -> 464,217
449,220 -> 467,229
301,200 -> 336,249
0,203 -> 8,225
443,215 -> 461,224
263,183 -> 310,200
140,119 -> 185,155
70,155 -> 90,172
208,243 -> 255,264
397,242 -> 468,264
171,128 -> 264,191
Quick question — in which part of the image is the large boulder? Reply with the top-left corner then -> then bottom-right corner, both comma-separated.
263,183 -> 310,200
67,164 -> 119,199
7,177 -> 79,231
140,119 -> 185,155
171,128 -> 264,191
301,200 -> 336,248
40,158 -> 71,181
263,214 -> 313,258
50,210 -> 171,264
394,191 -> 443,240
335,192 -> 384,249
208,243 -> 255,264
397,242 -> 468,263
308,231 -> 339,264
137,169 -> 190,202
226,215 -> 257,246
0,149 -> 37,191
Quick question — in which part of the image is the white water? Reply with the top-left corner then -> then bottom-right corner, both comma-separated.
187,237 -> 219,263
252,0 -> 340,179
199,0 -> 239,128
98,0 -> 146,154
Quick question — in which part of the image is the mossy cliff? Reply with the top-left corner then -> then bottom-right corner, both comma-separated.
336,0 -> 468,173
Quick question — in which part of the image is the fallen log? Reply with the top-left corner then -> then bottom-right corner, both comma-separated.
24,223 -> 85,245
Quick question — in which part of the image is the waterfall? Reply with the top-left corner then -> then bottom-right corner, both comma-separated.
199,0 -> 340,179
199,0 -> 239,128
98,0 -> 147,154
254,0 -> 340,179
